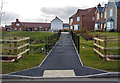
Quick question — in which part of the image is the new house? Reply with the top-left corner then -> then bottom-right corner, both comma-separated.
95,0 -> 120,32
95,3 -> 107,31
51,16 -> 63,31
11,18 -> 69,31
69,7 -> 96,31
12,19 -> 50,31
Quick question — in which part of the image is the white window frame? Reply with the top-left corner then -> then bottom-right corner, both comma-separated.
95,24 -> 98,30
19,28 -> 22,30
110,9 -> 113,17
15,28 -> 17,31
101,24 -> 102,29
70,19 -> 73,23
34,27 -> 38,30
92,17 -> 95,21
101,13 -> 103,18
97,13 -> 99,20
16,23 -> 20,26
107,22 -> 110,29
104,11 -> 106,18
77,17 -> 80,21
70,26 -> 73,29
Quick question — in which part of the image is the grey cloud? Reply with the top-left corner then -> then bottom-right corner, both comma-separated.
1,12 -> 20,25
40,6 -> 80,22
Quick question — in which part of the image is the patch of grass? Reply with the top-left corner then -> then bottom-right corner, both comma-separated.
2,31 -> 54,74
2,54 -> 46,74
79,32 -> 120,72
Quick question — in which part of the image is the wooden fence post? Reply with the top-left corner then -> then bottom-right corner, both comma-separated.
98,36 -> 101,57
14,36 -> 18,62
104,37 -> 107,60
22,37 -> 24,56
27,37 -> 29,55
94,38 -> 96,53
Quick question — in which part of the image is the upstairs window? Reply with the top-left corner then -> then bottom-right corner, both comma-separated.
70,19 -> 73,23
110,9 -> 113,17
104,11 -> 107,18
92,17 -> 95,21
101,13 -> 103,18
77,17 -> 80,21
97,13 -> 99,20
16,23 -> 20,26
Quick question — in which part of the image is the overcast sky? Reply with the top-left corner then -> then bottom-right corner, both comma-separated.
1,0 -> 109,26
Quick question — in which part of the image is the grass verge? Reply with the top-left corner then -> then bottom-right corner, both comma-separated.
79,32 -> 120,72
2,54 -> 46,74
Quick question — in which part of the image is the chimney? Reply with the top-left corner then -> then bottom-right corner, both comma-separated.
97,3 -> 101,7
16,19 -> 19,22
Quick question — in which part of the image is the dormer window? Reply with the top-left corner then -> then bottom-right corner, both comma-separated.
16,23 -> 20,26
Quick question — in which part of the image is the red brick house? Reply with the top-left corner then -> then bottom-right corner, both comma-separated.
12,19 -> 50,31
12,19 -> 69,31
69,7 -> 96,31
94,3 -> 107,31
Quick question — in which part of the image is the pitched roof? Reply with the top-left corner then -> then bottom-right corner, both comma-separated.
115,1 -> 120,7
51,16 -> 63,22
21,22 -> 51,28
77,7 -> 95,15
69,7 -> 96,19
97,7 -> 104,13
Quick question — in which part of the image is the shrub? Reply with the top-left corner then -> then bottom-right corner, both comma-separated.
82,33 -> 93,40
74,30 -> 80,34
80,28 -> 87,33
109,29 -> 115,32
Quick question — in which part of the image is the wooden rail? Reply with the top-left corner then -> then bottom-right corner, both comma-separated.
94,36 -> 120,60
1,37 -> 30,62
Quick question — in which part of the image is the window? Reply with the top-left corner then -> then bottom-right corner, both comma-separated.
15,28 -> 17,31
34,27 -> 38,30
70,19 -> 73,23
70,26 -> 73,29
16,23 -> 20,26
97,13 -> 99,20
46,28 -> 48,31
101,13 -> 103,18
110,9 -> 113,17
95,24 -> 98,30
19,28 -> 22,30
92,17 -> 95,21
104,11 -> 106,18
77,17 -> 80,21
101,24 -> 102,29
110,22 -> 113,29
107,22 -> 110,29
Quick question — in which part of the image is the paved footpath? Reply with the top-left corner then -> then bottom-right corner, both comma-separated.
9,33 -> 107,77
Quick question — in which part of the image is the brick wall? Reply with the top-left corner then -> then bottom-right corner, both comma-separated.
12,19 -> 24,31
83,7 -> 96,31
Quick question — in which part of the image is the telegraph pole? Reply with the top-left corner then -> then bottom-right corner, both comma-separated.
0,0 -> 3,27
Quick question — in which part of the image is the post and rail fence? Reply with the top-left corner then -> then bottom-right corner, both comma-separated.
45,30 -> 61,54
94,36 -> 120,60
70,30 -> 80,54
0,37 -> 30,62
